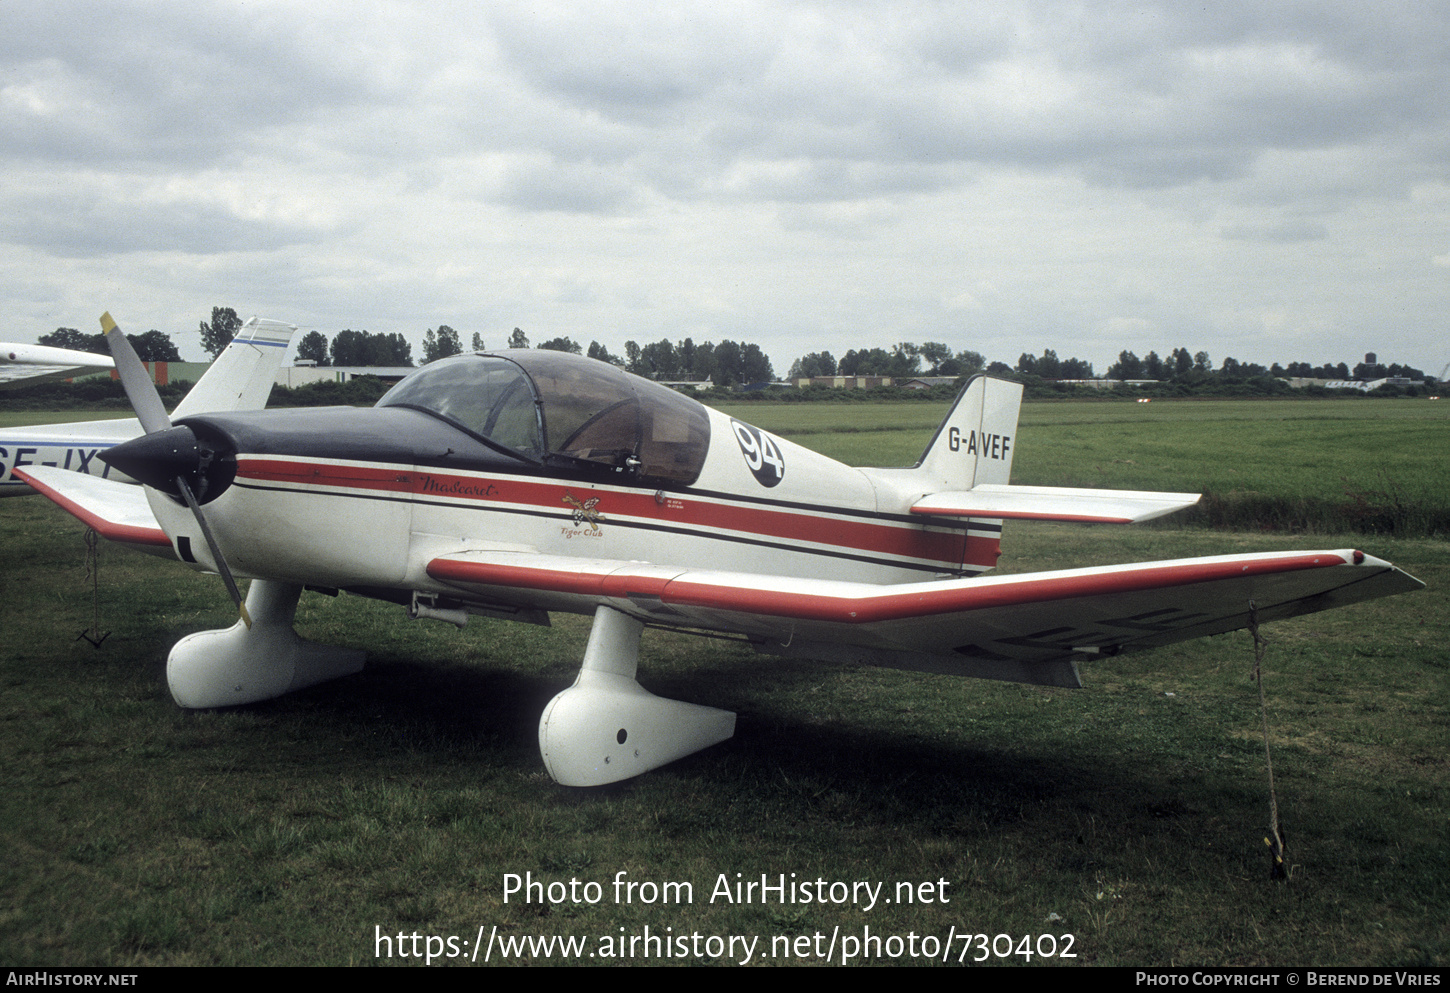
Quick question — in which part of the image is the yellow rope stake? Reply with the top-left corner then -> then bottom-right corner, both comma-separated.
1249,601 -> 1286,880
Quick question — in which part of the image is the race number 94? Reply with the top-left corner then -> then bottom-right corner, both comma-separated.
730,419 -> 785,487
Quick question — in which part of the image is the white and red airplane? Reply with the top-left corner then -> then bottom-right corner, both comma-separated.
18,315 -> 1424,786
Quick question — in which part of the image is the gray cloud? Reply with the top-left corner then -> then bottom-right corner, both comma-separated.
0,0 -> 1444,373
1220,220 -> 1330,243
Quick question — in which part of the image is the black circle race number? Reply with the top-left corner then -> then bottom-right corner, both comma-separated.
730,419 -> 785,487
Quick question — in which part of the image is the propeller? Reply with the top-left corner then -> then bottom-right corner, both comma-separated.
99,312 -> 252,627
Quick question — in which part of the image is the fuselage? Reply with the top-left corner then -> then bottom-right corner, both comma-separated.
161,405 -> 998,597
128,351 -> 1002,607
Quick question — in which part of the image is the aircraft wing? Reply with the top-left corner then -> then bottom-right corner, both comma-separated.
912,484 -> 1200,524
428,547 -> 1423,687
0,343 -> 114,390
13,464 -> 170,553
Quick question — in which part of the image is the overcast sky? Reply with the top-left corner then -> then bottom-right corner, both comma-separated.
3,1 -> 1447,375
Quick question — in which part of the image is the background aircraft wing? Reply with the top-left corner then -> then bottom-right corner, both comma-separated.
428,548 -> 1423,686
0,343 -> 114,390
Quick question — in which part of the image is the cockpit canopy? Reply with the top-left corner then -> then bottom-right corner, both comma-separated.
377,351 -> 711,485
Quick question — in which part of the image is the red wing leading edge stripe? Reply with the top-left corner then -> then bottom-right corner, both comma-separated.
428,552 -> 1352,625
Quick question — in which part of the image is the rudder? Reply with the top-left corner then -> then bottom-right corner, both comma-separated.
914,375 -> 1023,492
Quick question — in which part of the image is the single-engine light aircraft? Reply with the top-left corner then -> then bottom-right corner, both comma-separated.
18,315 -> 1424,786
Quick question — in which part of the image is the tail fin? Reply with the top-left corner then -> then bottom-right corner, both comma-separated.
172,318 -> 297,419
906,375 -> 1199,525
914,375 -> 1024,492
852,376 -> 1024,576
872,375 -> 1200,526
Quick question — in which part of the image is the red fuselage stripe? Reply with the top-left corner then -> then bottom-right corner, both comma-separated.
236,457 -> 998,568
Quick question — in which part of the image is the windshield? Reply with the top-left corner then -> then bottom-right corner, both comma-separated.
378,354 -> 543,457
377,351 -> 711,484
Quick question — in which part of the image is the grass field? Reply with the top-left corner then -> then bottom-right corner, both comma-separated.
0,411 -> 133,427
1,400 -> 1446,967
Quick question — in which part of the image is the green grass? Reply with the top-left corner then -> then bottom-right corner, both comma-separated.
1,403 -> 1446,966
0,411 -> 133,427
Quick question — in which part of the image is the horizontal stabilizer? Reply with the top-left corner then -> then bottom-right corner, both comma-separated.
911,483 -> 1200,524
14,465 -> 170,550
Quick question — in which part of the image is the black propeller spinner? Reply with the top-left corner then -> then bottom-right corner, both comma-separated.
100,424 -> 237,503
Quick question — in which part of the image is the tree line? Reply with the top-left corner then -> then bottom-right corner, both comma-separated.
40,308 -> 421,368
37,307 -> 778,385
297,328 -> 414,367
306,325 -> 778,387
39,308 -> 267,363
791,342 -> 989,378
36,305 -> 1432,387
789,343 -> 1432,384
1098,348 -> 1426,383
38,326 -> 183,362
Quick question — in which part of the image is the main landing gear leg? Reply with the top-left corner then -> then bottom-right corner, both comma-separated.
539,605 -> 736,786
167,580 -> 366,709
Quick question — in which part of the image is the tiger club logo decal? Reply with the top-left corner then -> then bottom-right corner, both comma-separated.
562,492 -> 605,534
